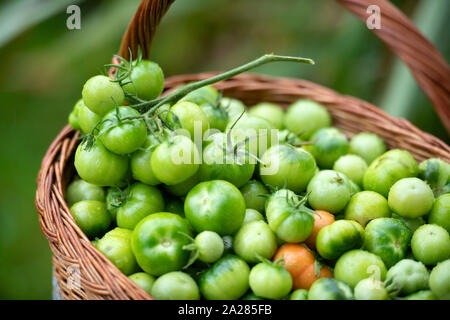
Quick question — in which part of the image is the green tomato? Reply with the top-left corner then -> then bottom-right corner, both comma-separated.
128,272 -> 155,295
260,144 -> 317,193
249,261 -> 292,300
200,102 -> 229,132
243,209 -> 264,224
429,259 -> 450,299
307,278 -> 353,300
184,180 -> 246,235
363,218 -> 412,268
354,278 -> 389,300
116,183 -> 164,230
405,290 -> 436,300
363,149 -> 419,197
77,100 -> 102,135
74,139 -> 129,187
164,171 -> 200,196
164,196 -> 185,217
199,254 -> 250,300
150,134 -> 200,185
310,127 -> 349,169
419,158 -> 450,196
105,187 -> 122,221
68,99 -> 83,130
242,292 -> 264,300
130,134 -> 162,186
334,249 -> 387,288
240,180 -> 269,213
344,191 -> 390,227
385,259 -> 429,296
181,85 -> 219,106
316,220 -> 364,260
151,271 -> 200,300
428,194 -> 450,233
66,178 -> 105,207
221,97 -> 246,125
307,170 -> 352,214
388,177 -> 434,219
333,154 -> 367,186
198,133 -> 255,188
222,235 -> 234,255
392,213 -> 425,233
349,132 -> 386,165
277,129 -> 303,146
70,200 -> 111,239
249,102 -> 285,129
167,101 -> 210,140
265,189 -> 315,243
195,231 -> 224,263
290,289 -> 308,300
411,224 -> 450,265
97,227 -> 139,275
284,99 -> 331,140
132,212 -> 192,276
98,106 -> 147,155
122,60 -> 164,101
233,221 -> 277,263
82,75 -> 124,116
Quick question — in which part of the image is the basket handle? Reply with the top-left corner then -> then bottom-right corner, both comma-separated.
118,0 -> 450,133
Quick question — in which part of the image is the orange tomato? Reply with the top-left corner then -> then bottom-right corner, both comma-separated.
273,243 -> 333,290
304,210 -> 335,249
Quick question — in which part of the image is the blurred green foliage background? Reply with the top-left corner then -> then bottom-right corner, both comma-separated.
0,0 -> 448,299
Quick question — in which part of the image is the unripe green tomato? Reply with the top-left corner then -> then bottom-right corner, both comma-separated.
243,209 -> 264,224
333,154 -> 368,187
392,213 -> 425,233
307,278 -> 353,300
354,278 -> 390,300
123,60 -> 164,101
82,75 -> 124,116
385,259 -> 429,296
349,132 -> 386,165
290,289 -> 308,300
411,224 -> 450,265
70,200 -> 111,239
200,102 -> 228,132
167,101 -> 210,140
249,262 -> 292,300
128,272 -> 155,295
429,259 -> 450,300
405,290 -> 436,300
239,180 -> 269,213
66,178 -> 105,207
181,85 -> 219,106
77,100 -> 103,134
68,99 -> 82,130
221,97 -> 247,125
233,221 -> 277,263
130,134 -> 162,186
195,231 -> 224,263
249,102 -> 285,129
165,171 -> 200,197
310,128 -> 349,169
418,158 -> 450,193
151,272 -> 200,300
344,191 -> 390,227
428,194 -> 450,233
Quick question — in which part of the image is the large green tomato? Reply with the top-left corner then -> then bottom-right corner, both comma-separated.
388,177 -> 434,219
66,178 -> 105,207
363,149 -> 419,197
249,261 -> 292,300
131,212 -> 192,276
265,189 -> 315,243
385,259 -> 429,296
260,144 -> 317,193
82,75 -> 124,116
128,272 -> 155,295
354,278 -> 390,300
98,106 -> 147,155
334,249 -> 387,288
284,99 -> 331,140
233,221 -> 277,263
333,154 -> 367,187
239,180 -> 269,213
77,100 -> 103,134
97,228 -> 139,275
429,259 -> 450,299
150,134 -> 200,185
184,180 -> 246,235
419,158 -> 450,196
74,139 -> 129,187
130,134 -> 162,186
428,194 -> 450,233
248,102 -> 285,129
310,127 -> 349,169
307,278 -> 353,300
316,220 -> 364,260
122,60 -> 164,101
199,254 -> 250,300
181,85 -> 219,106
344,191 -> 390,227
349,132 -> 386,165
307,170 -> 352,214
411,224 -> 450,265
167,101 -> 210,140
363,218 -> 412,268
70,200 -> 111,239
151,271 -> 200,300
116,183 -> 164,230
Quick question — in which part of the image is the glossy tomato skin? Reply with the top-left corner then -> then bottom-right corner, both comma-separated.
428,194 -> 450,233
333,154 -> 367,187
249,262 -> 292,300
128,272 -> 155,295
363,218 -> 412,268
344,191 -> 391,227
123,60 -> 164,101
309,127 -> 349,169
354,278 -> 390,300
167,101 -> 210,140
265,189 -> 315,243
233,221 -> 277,263
151,271 -> 200,300
199,254 -> 250,300
164,171 -> 200,197
66,178 -> 105,207
70,200 -> 111,239
349,132 -> 386,165
181,85 -> 219,106
82,75 -> 124,116
184,180 -> 246,235
316,220 -> 364,260
429,259 -> 450,299
304,210 -> 335,249
242,209 -> 264,224
260,144 -> 317,193
405,290 -> 436,300
239,180 -> 269,213
418,158 -> 450,196
200,102 -> 229,132
74,139 -> 129,187
307,278 -> 353,300
221,97 -> 247,125
290,289 -> 308,300
411,224 -> 450,265
131,212 -> 192,276
130,134 -> 162,186
385,259 -> 429,296
116,183 -> 164,230
195,231 -> 224,263
77,100 -> 103,134
248,102 -> 285,130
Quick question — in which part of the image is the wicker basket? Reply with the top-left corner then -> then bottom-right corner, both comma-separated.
36,0 -> 450,300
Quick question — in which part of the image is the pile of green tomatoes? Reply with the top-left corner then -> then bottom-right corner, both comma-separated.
66,56 -> 450,300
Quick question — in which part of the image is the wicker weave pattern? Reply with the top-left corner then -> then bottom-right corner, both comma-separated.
35,0 -> 449,300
